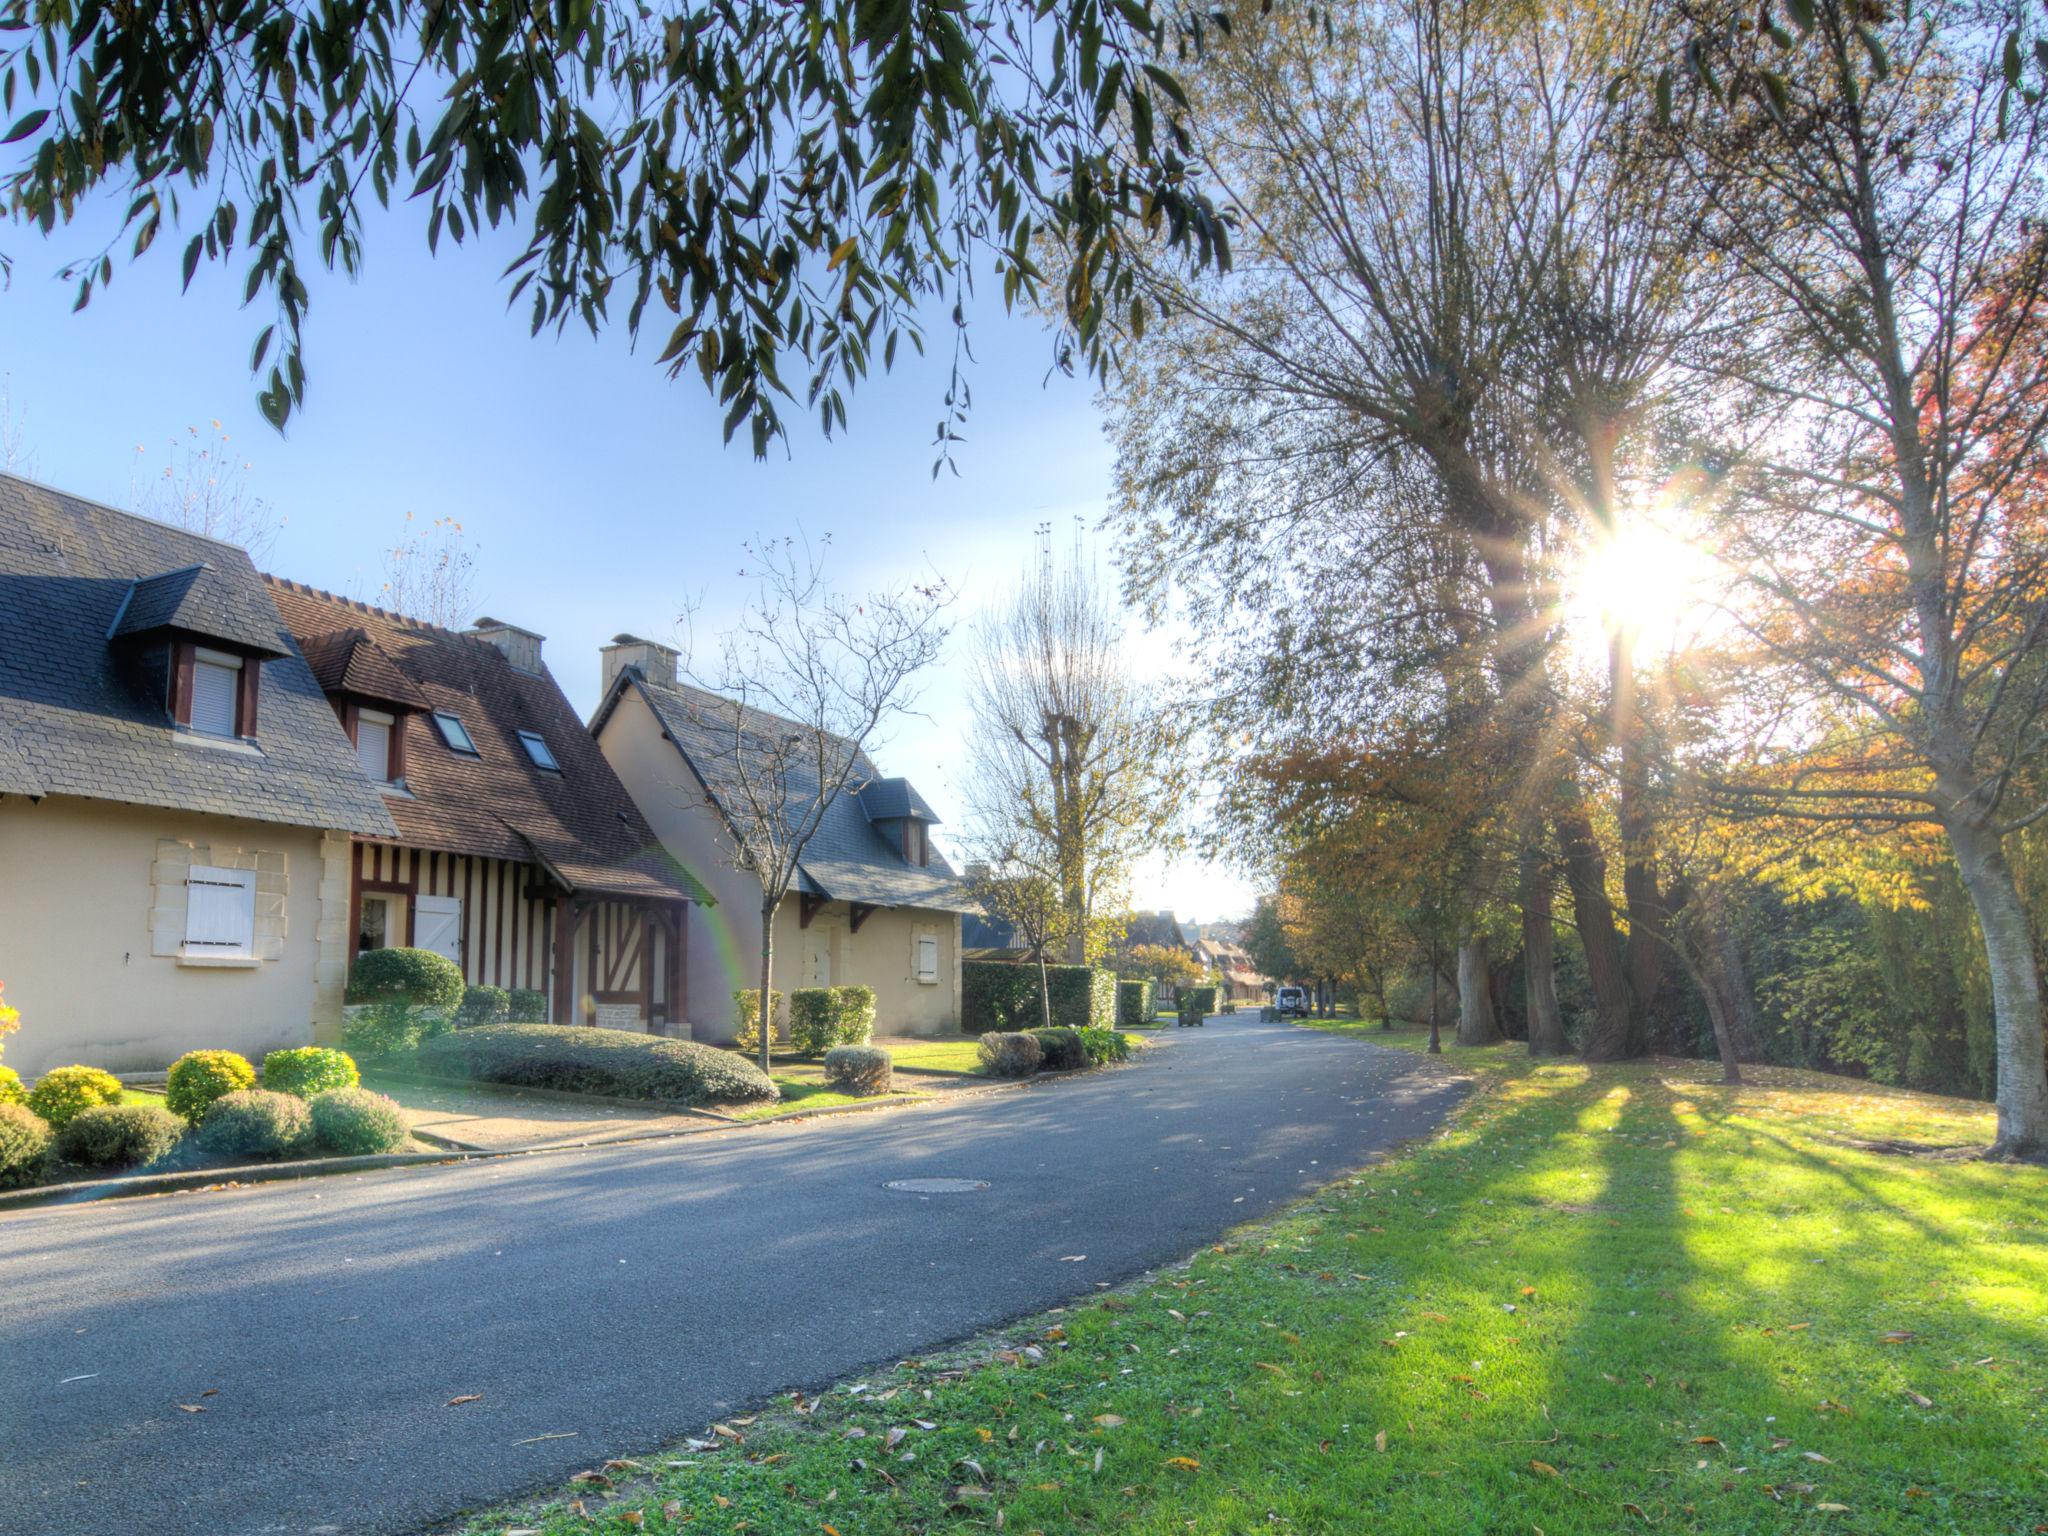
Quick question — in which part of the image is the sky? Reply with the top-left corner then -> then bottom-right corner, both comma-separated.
0,199 -> 1258,924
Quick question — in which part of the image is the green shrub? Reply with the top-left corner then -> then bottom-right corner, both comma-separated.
415,1023 -> 779,1106
1180,984 -> 1219,1019
1078,1026 -> 1136,1065
261,1046 -> 360,1099
309,1087 -> 410,1155
1048,966 -> 1119,1029
732,988 -> 785,1054
344,947 -> 465,1010
0,1064 -> 25,1106
1116,978 -> 1156,1028
0,1102 -> 52,1188
962,960 -> 1043,1032
343,1001 -> 444,1059
978,1029 -> 1042,1078
55,1103 -> 185,1169
195,1089 -> 312,1160
507,987 -> 547,1023
1031,1026 -> 1086,1070
27,1065 -> 125,1130
789,985 -> 878,1055
165,1049 -> 257,1124
456,984 -> 512,1028
823,1045 -> 893,1097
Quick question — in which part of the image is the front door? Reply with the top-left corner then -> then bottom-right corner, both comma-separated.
414,895 -> 463,970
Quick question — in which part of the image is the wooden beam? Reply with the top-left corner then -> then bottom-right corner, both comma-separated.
848,902 -> 877,934
799,891 -> 826,929
671,904 -> 689,1032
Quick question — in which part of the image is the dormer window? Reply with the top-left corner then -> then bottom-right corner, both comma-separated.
356,708 -> 396,782
433,710 -> 478,755
907,820 -> 929,867
518,730 -> 560,772
172,645 -> 259,739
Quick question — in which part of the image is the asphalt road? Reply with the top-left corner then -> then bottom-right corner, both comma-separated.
0,1017 -> 1466,1536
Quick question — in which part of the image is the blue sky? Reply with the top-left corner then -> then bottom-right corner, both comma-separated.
0,200 -> 1255,922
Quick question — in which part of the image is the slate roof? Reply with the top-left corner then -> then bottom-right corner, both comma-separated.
266,579 -> 709,906
593,672 -> 974,913
1123,910 -> 1187,950
0,473 -> 397,834
857,776 -> 938,823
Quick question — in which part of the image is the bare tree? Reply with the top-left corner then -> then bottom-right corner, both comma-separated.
130,421 -> 282,557
961,842 -> 1069,1033
963,524 -> 1187,963
680,535 -> 953,1075
378,512 -> 480,628
0,376 -> 35,478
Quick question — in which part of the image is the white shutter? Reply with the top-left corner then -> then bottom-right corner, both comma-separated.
185,866 -> 256,958
413,895 -> 463,966
356,711 -> 392,781
916,933 -> 939,984
190,657 -> 240,737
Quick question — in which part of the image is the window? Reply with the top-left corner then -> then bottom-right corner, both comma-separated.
358,895 -> 391,953
433,710 -> 478,754
907,820 -> 929,868
356,708 -> 394,782
184,866 -> 256,959
189,650 -> 242,738
517,730 -> 560,772
915,932 -> 940,985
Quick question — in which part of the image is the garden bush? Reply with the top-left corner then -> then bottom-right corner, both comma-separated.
1047,966 -> 1119,1029
309,1087 -> 411,1155
1116,978 -> 1155,1028
962,960 -> 1042,1033
823,1045 -> 893,1097
195,1089 -> 312,1160
344,947 -> 465,1010
0,1064 -> 25,1106
1030,1026 -> 1087,1070
978,1029 -> 1043,1078
1179,984 -> 1219,1019
789,985 -> 878,1055
261,1046 -> 359,1099
0,1102 -> 52,1188
456,984 -> 512,1028
1077,1026 -> 1135,1065
343,1001 -> 445,1059
416,1024 -> 779,1106
27,1065 -> 125,1130
55,1102 -> 185,1169
165,1049 -> 256,1124
732,988 -> 786,1054
507,987 -> 547,1023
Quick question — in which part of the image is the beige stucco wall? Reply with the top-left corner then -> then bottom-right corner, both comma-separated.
595,687 -> 962,1042
0,795 -> 337,1078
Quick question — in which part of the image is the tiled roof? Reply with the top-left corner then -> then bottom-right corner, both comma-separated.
296,628 -> 430,711
597,672 -> 974,913
111,561 -> 291,656
1124,911 -> 1187,949
265,579 -> 709,905
0,474 -> 397,834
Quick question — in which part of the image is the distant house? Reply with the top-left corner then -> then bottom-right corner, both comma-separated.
264,583 -> 709,1032
1193,935 -> 1269,1005
1122,910 -> 1187,952
0,474 -> 396,1077
591,637 -> 975,1039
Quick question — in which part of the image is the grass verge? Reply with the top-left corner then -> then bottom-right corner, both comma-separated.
455,1043 -> 2047,1536
883,1040 -> 986,1076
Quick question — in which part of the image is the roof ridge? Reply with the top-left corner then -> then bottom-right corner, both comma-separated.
645,673 -> 867,755
260,573 -> 480,642
0,468 -> 256,554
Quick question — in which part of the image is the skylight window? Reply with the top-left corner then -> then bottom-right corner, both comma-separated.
518,730 -> 560,772
433,710 -> 478,755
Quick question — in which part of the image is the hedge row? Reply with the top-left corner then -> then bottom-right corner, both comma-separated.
962,961 -> 1118,1032
1116,978 -> 1155,1028
415,1023 -> 778,1106
789,986 -> 877,1056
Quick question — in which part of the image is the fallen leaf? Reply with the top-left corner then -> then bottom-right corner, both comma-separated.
1880,1330 -> 1915,1344
618,1514 -> 644,1530
1165,1456 -> 1200,1471
1815,1503 -> 1850,1513
713,1423 -> 745,1441
176,1404 -> 206,1414
1374,1430 -> 1388,1452
1060,1255 -> 1088,1262
1529,1460 -> 1561,1478
1094,1415 -> 1125,1428
885,1427 -> 907,1449
1253,1362 -> 1285,1375
1904,1390 -> 1933,1408
569,1472 -> 610,1487
1801,1451 -> 1834,1464
446,1394 -> 482,1407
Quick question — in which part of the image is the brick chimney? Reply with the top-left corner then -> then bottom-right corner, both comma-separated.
469,616 -> 546,675
600,633 -> 679,692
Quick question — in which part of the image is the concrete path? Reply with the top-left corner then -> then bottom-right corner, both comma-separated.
0,1018 -> 1467,1536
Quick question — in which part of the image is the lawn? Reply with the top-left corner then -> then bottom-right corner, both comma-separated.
883,1039 -> 985,1076
457,1038 -> 2047,1535
719,1063 -> 928,1123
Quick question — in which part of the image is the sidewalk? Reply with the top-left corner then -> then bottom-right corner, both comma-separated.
366,1075 -> 717,1151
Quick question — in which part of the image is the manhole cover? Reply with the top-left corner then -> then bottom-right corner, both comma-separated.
885,1177 -> 990,1194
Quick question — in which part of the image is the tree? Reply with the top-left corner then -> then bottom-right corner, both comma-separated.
1241,895 -> 1296,991
1124,943 -> 1204,995
0,0 -> 1228,455
129,421 -> 283,558
963,526 -> 1187,962
679,535 -> 952,1074
961,847 -> 1068,1033
378,512 -> 480,628
0,376 -> 34,478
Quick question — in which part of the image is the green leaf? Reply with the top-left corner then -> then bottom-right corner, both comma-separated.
1784,0 -> 1814,33
1655,66 -> 1673,126
181,234 -> 204,292
1,107 -> 47,143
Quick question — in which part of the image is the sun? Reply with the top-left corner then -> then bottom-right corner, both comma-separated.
1567,520 -> 1716,663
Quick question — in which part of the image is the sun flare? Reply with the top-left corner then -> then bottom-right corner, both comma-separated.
1566,520 -> 1719,665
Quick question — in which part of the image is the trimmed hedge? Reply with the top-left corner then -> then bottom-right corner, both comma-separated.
823,1045 -> 892,1097
508,988 -> 547,1023
415,1023 -> 779,1106
345,947 -> 465,1010
56,1102 -> 185,1169
26,1065 -> 124,1130
732,988 -> 786,1054
0,1065 -> 25,1106
262,1047 -> 360,1099
196,1089 -> 312,1160
1031,1026 -> 1086,1070
963,961 -> 1118,1032
978,1030 -> 1042,1077
1179,984 -> 1219,1019
456,985 -> 512,1028
1049,966 -> 1118,1028
166,1050 -> 256,1124
790,985 -> 877,1055
343,1002 -> 445,1059
0,1102 -> 52,1187
310,1088 -> 410,1154
1116,978 -> 1155,1028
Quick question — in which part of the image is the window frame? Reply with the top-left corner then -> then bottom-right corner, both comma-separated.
432,709 -> 479,755
355,707 -> 396,783
517,729 -> 561,773
182,646 -> 249,739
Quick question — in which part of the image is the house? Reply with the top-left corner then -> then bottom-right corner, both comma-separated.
1122,910 -> 1187,952
0,474 -> 397,1078
1192,935 -> 1269,1005
590,636 -> 973,1039
263,583 -> 710,1032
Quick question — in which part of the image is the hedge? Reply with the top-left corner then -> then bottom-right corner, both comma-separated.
1116,978 -> 1155,1028
166,1050 -> 256,1124
56,1103 -> 184,1168
963,961 -> 1117,1032
732,988 -> 786,1054
0,1102 -> 51,1188
1049,966 -> 1118,1029
196,1089 -> 313,1160
345,947 -> 465,1010
1031,1026 -> 1086,1070
823,1045 -> 892,1097
456,985 -> 512,1028
415,1023 -> 778,1106
261,1046 -> 359,1099
26,1065 -> 124,1130
507,988 -> 547,1023
978,1030 -> 1042,1077
789,986 -> 877,1055
310,1088 -> 410,1154
1179,984 -> 1219,1019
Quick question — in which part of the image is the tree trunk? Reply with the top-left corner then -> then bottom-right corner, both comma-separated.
1555,802 -> 1636,1060
1680,920 -> 1744,1085
1520,850 -> 1569,1056
1427,937 -> 1442,1054
1456,937 -> 1503,1046
1036,947 -> 1053,1032
1612,615 -> 1670,1049
1707,910 -> 1768,1063
756,898 -> 777,1077
1944,815 -> 2048,1159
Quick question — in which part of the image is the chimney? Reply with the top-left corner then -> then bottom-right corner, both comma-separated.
469,616 -> 546,675
600,633 -> 679,692
963,861 -> 991,884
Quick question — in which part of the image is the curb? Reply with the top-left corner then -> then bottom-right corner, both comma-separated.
0,1148 -> 489,1212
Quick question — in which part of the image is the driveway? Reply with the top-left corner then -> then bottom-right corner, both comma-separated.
0,1019 -> 1467,1536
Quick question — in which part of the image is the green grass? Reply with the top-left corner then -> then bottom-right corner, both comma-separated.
720,1071 -> 925,1123
118,1087 -> 168,1107
884,1039 -> 986,1076
456,1039 -> 2047,1536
